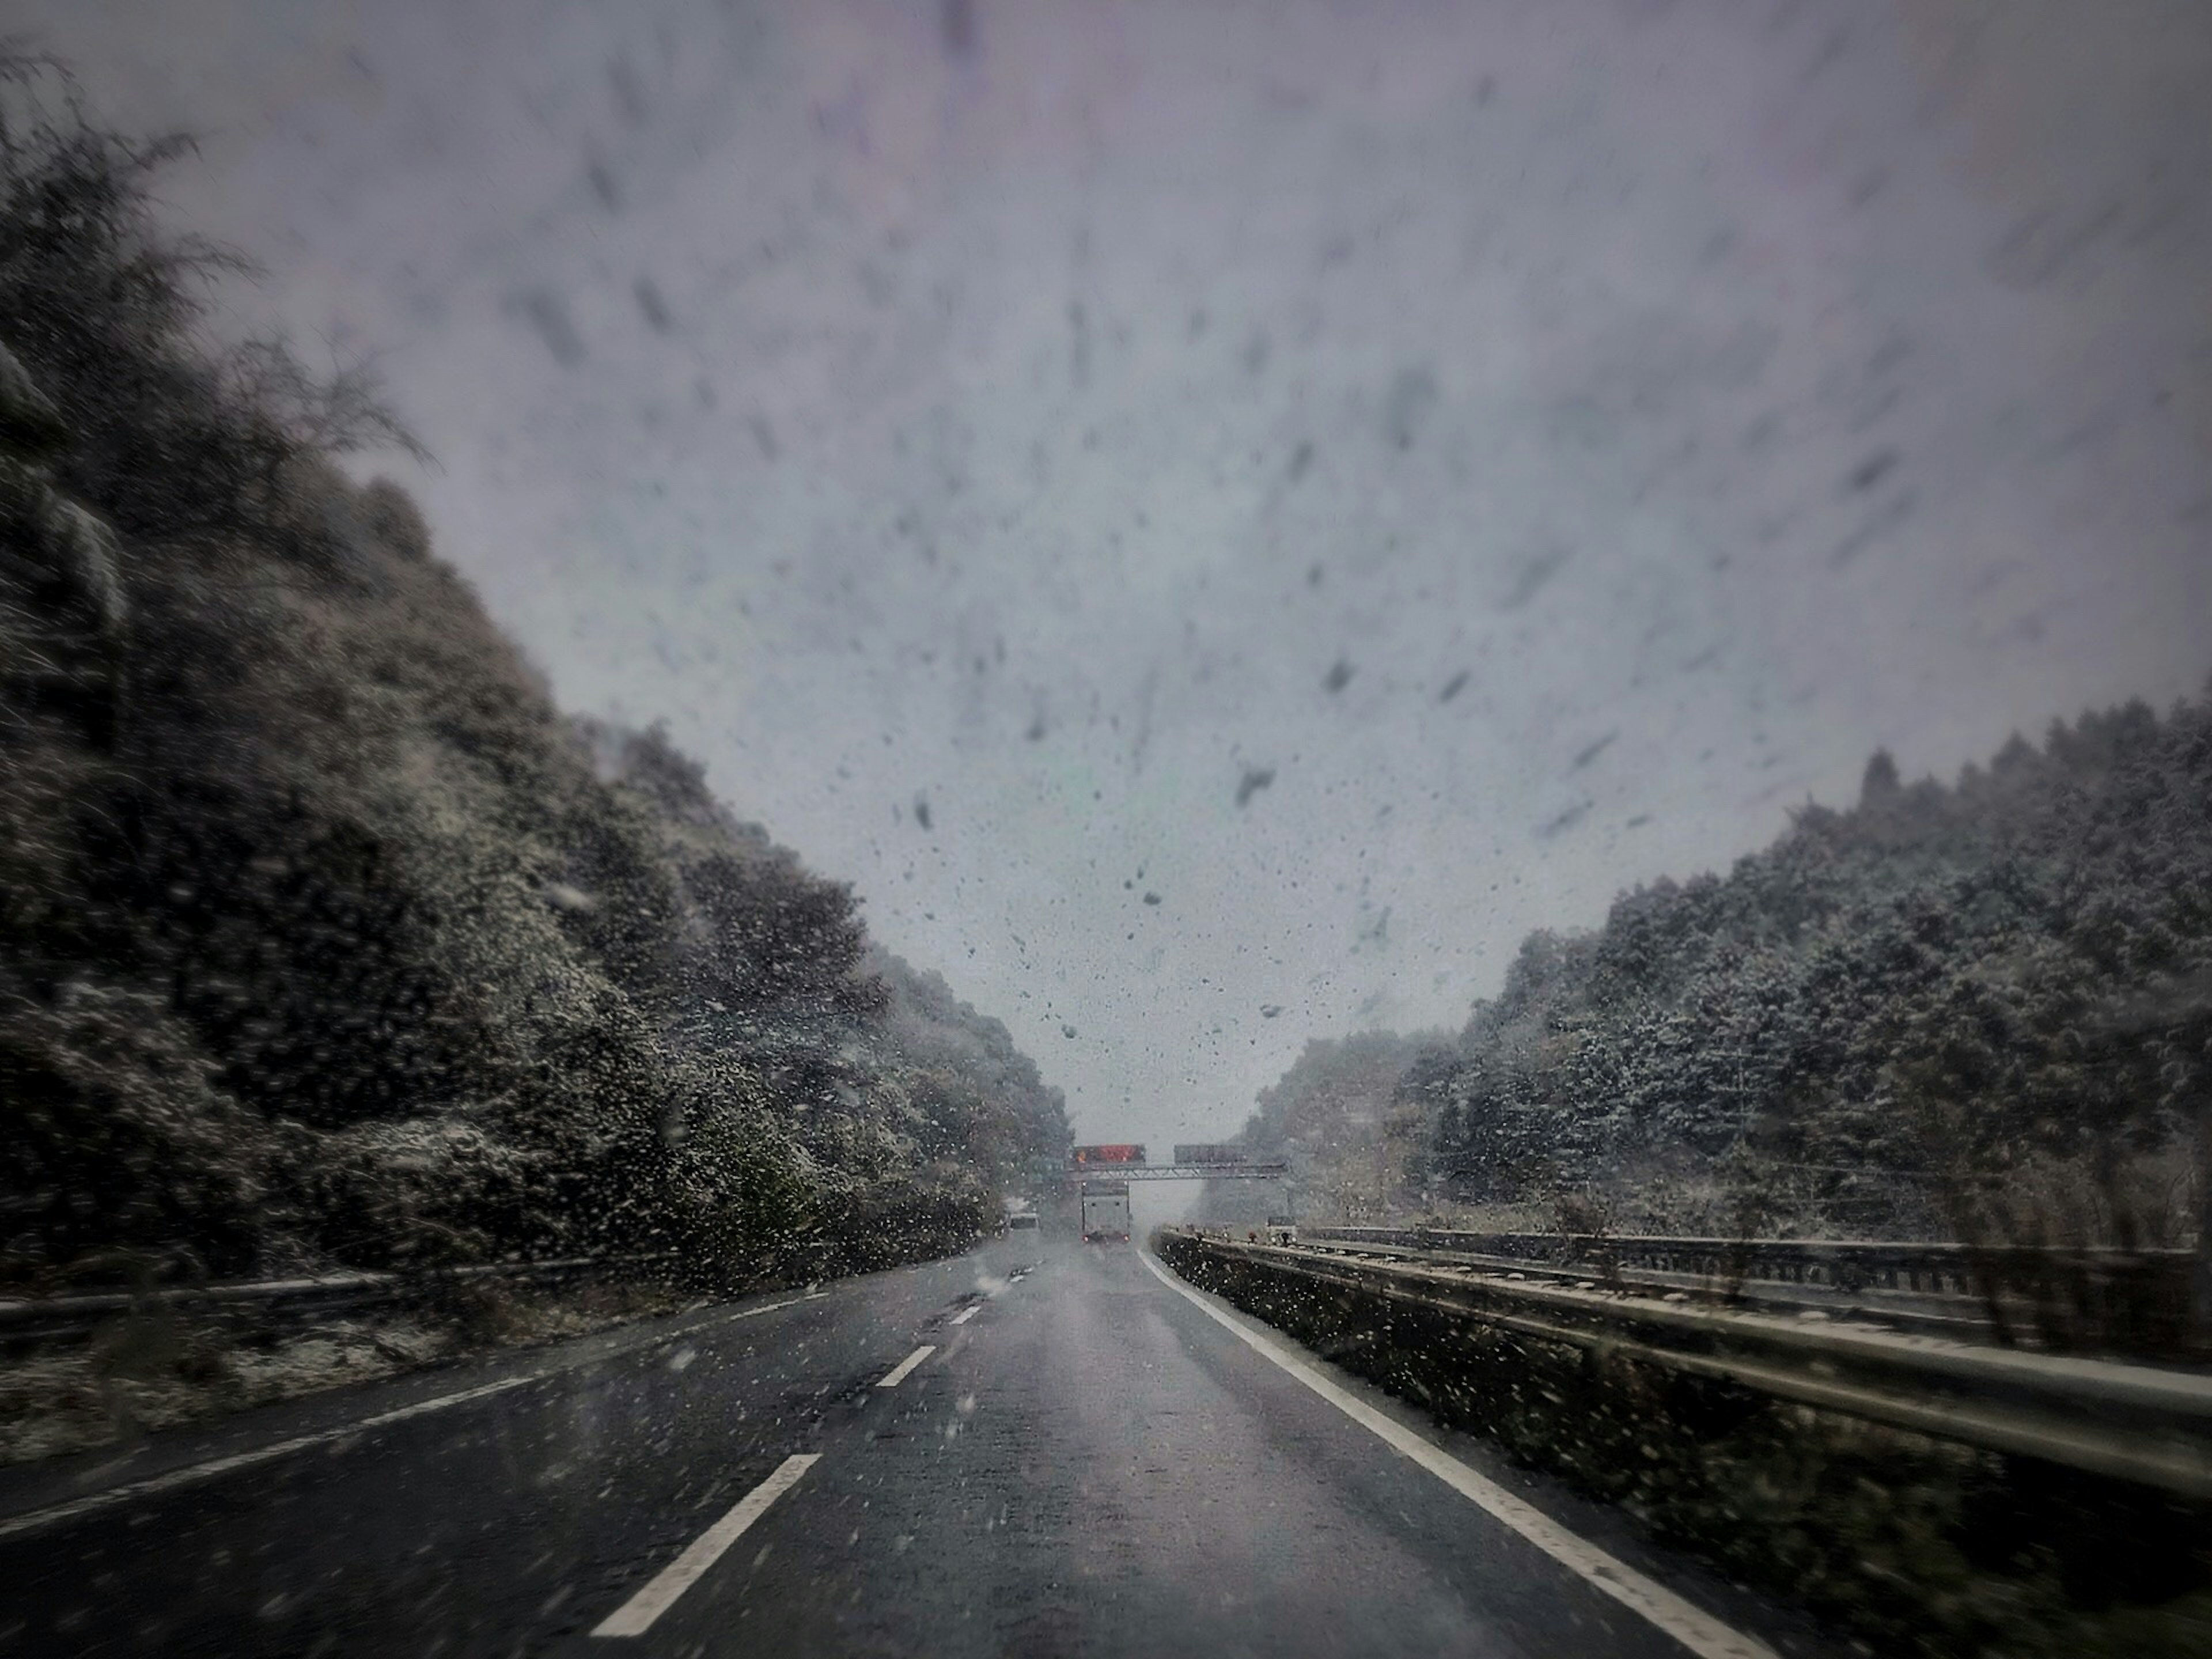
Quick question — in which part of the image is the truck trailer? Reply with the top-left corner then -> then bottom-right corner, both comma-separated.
1078,1180 -> 1131,1242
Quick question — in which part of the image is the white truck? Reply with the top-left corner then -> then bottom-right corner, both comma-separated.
1079,1180 -> 1131,1242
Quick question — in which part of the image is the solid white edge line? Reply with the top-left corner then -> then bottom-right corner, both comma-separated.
0,1290 -> 830,1544
950,1306 -> 980,1325
591,1453 -> 820,1638
1138,1250 -> 1778,1659
876,1344 -> 937,1388
0,1377 -> 531,1544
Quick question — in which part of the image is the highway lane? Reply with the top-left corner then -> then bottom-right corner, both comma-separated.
0,1238 -> 1838,1657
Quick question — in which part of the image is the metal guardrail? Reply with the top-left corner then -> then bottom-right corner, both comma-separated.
1307,1225 -> 2192,1296
1306,1225 -> 2200,1354
1287,1234 -> 1997,1341
0,1256 -> 673,1350
1156,1229 -> 2212,1501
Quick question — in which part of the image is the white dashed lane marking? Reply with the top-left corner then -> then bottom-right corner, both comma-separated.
950,1306 -> 980,1325
876,1345 -> 936,1388
590,1455 -> 820,1638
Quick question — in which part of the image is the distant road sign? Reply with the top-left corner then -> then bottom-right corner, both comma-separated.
1071,1143 -> 1147,1166
1173,1143 -> 1245,1165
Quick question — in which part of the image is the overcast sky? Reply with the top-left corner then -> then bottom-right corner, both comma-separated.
25,0 -> 2211,1149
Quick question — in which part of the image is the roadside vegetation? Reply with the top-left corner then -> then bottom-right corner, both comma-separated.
0,55 -> 1066,1382
1202,1031 -> 1450,1226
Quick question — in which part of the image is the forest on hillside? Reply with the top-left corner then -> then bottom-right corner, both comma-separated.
1237,698 -> 2212,1249
1211,1031 -> 1446,1224
0,67 -> 1066,1297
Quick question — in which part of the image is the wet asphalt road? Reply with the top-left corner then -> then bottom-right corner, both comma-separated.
0,1237 -> 1828,1658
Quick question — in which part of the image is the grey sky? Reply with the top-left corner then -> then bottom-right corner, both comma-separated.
25,0 -> 2211,1149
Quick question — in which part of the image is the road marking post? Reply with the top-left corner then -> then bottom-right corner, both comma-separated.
590,1454 -> 820,1638
876,1344 -> 936,1387
1138,1251 -> 1778,1659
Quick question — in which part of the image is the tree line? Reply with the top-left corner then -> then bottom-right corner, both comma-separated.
1236,702 -> 2210,1251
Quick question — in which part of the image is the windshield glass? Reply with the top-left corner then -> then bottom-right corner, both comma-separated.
3,5 -> 2207,1657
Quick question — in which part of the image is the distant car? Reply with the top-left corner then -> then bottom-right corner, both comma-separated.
1007,1211 -> 1039,1230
